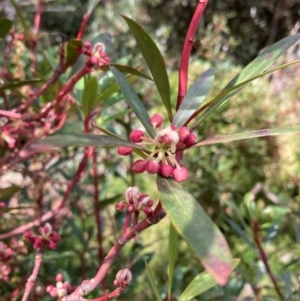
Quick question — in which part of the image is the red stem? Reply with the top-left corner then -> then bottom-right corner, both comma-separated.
21,251 -> 43,301
65,204 -> 165,301
77,13 -> 90,40
176,0 -> 210,110
252,220 -> 284,301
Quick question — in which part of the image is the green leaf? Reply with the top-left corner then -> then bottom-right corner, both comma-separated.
145,261 -> 163,301
10,0 -> 28,32
172,69 -> 215,127
168,222 -> 178,298
110,66 -> 155,138
65,40 -> 83,68
122,15 -> 172,120
0,79 -> 44,92
0,18 -> 13,39
87,0 -> 99,15
100,64 -> 153,80
197,33 -> 300,123
178,259 -> 240,301
82,76 -> 99,116
157,177 -> 233,286
0,186 -> 22,201
21,133 -> 141,156
192,126 -> 300,147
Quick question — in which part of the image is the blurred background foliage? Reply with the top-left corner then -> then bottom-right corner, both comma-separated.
1,0 -> 300,300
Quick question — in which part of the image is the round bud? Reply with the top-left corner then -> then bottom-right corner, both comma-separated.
150,113 -> 163,128
143,207 -> 152,215
89,56 -> 98,65
131,160 -> 146,173
183,133 -> 196,146
179,126 -> 190,141
56,274 -> 64,282
84,41 -> 92,49
117,146 -> 133,156
145,160 -> 160,174
159,164 -> 174,178
130,130 -> 144,143
173,167 -> 189,182
115,202 -> 125,211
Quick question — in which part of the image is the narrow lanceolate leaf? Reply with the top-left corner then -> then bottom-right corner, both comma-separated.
145,261 -> 163,301
172,69 -> 215,127
197,33 -> 300,123
110,66 -> 155,138
178,259 -> 240,301
65,39 -> 83,67
168,222 -> 179,297
0,18 -> 13,39
82,76 -> 99,116
192,126 -> 300,148
87,0 -> 99,15
157,177 -> 233,286
0,186 -> 22,201
21,133 -> 141,156
100,64 -> 153,80
122,15 -> 172,120
0,79 -> 43,92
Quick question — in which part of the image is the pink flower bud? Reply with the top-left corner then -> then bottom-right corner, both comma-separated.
159,164 -> 174,178
143,207 -> 152,215
49,241 -> 57,250
115,201 -> 125,211
150,113 -> 163,128
127,204 -> 135,212
117,146 -> 133,156
184,133 -> 196,146
145,160 -> 160,174
33,237 -> 44,250
130,130 -> 144,142
179,126 -> 190,141
84,41 -> 92,49
115,268 -> 132,284
49,232 -> 60,243
56,274 -> 64,282
131,160 -> 146,173
147,200 -> 154,207
89,56 -> 98,65
173,167 -> 189,182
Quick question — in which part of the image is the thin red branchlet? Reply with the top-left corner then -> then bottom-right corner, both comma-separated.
118,114 -> 196,182
24,223 -> 60,251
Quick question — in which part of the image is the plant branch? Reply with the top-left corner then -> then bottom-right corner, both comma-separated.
176,0 -> 210,110
252,220 -> 284,301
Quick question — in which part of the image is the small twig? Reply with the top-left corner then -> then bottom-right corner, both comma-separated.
21,251 -> 43,301
77,13 -> 90,40
252,220 -> 285,301
176,0 -> 210,110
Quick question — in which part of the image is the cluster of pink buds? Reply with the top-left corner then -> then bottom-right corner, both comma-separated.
46,274 -> 75,298
113,268 -> 132,288
117,113 -> 197,182
115,186 -> 154,215
24,223 -> 60,250
0,242 -> 13,281
79,41 -> 110,67
0,242 -> 14,262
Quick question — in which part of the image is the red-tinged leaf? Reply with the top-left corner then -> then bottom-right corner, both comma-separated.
0,18 -> 13,39
172,69 -> 215,127
65,39 -> 83,67
196,33 -> 300,124
192,126 -> 300,148
157,177 -> 233,286
110,66 -> 156,138
178,259 -> 240,301
100,64 -> 153,81
121,15 -> 172,120
21,133 -> 141,156
82,76 -> 98,116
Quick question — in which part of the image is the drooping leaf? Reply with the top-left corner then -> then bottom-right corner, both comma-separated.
122,15 -> 172,120
87,0 -> 99,15
65,40 -> 83,67
0,79 -> 44,92
145,261 -> 163,301
157,177 -> 233,286
110,66 -> 155,138
0,186 -> 22,201
168,222 -> 179,297
0,18 -> 13,39
192,126 -> 300,147
196,33 -> 300,123
178,259 -> 240,301
21,133 -> 141,156
82,76 -> 99,116
172,69 -> 215,127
